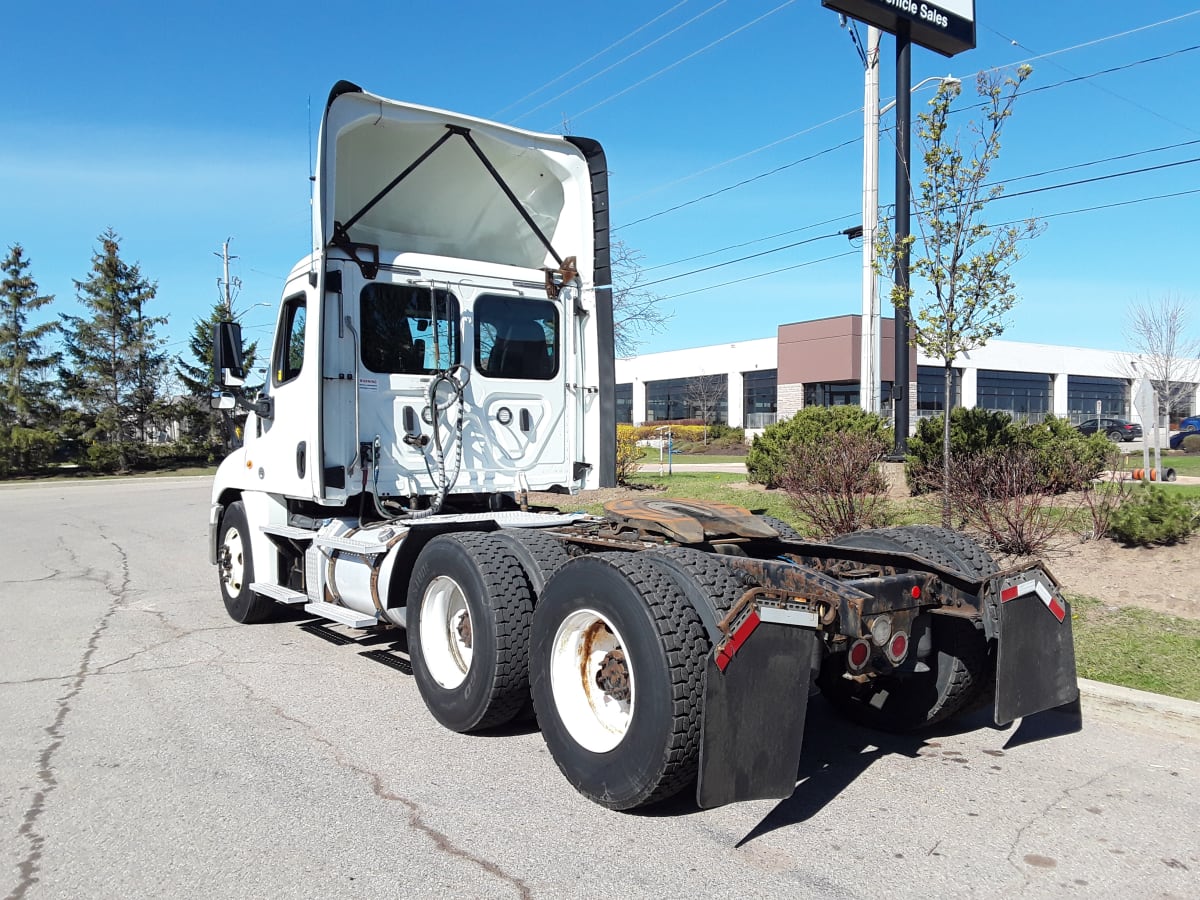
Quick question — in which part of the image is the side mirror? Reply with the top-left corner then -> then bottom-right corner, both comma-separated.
213,321 -> 246,387
210,391 -> 237,411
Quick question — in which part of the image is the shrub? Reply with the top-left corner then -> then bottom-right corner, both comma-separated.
1183,434 -> 1200,453
0,426 -> 60,477
85,441 -> 138,473
907,410 -> 1111,495
615,424 -> 641,485
906,408 -> 1018,493
942,445 -> 1067,557
748,406 -> 893,488
778,431 -> 892,539
1108,487 -> 1200,546
1018,414 -> 1114,493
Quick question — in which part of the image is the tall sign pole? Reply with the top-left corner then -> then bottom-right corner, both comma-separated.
893,21 -> 912,454
822,1 -> 977,454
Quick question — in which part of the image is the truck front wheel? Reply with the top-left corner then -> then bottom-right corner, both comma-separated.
530,554 -> 708,810
406,532 -> 534,733
217,500 -> 275,624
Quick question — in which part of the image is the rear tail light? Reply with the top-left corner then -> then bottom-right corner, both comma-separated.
887,631 -> 909,664
868,615 -> 892,646
847,639 -> 872,673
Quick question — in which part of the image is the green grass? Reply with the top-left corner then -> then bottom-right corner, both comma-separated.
636,446 -> 747,464
1069,596 -> 1200,702
1117,451 -> 1200,477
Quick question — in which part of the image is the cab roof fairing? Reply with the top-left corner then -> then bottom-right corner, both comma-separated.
313,86 -> 596,283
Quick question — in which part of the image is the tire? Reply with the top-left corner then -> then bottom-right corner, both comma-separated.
831,525 -> 997,580
1107,430 -> 1123,443
217,500 -> 275,624
488,528 -> 573,595
819,526 -> 994,731
1183,423 -> 1198,434
406,532 -> 534,733
757,514 -> 804,542
530,553 -> 710,810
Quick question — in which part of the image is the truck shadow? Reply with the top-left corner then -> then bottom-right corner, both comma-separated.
733,696 -> 1082,845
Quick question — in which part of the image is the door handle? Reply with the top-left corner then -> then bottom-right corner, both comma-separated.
296,442 -> 306,478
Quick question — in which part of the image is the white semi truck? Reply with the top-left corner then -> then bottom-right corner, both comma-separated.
209,81 -> 1079,811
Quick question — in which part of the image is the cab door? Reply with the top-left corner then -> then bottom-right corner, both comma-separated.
252,278 -> 320,499
466,292 -> 568,490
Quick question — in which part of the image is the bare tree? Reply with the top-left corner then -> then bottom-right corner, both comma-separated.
875,66 -> 1043,527
611,240 -> 671,358
1123,294 -> 1200,426
685,372 -> 726,443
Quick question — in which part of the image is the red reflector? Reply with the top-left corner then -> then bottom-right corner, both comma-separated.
890,632 -> 908,661
848,639 -> 871,671
1001,585 -> 1020,603
910,585 -> 921,599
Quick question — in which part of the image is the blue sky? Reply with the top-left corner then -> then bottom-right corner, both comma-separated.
3,1 -> 1199,368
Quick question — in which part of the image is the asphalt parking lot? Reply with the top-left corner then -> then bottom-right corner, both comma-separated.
2,477 -> 1198,899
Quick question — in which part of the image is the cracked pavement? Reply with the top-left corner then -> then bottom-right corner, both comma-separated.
1,477 -> 1198,899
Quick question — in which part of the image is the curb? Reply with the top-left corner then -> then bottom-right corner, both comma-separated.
1077,677 -> 1200,734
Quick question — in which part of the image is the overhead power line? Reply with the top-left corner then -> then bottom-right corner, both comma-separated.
560,0 -> 799,126
495,2 -> 692,118
617,137 -> 860,232
650,181 -> 1199,303
512,0 -> 730,123
656,250 -> 859,301
1002,10 -> 1200,70
639,231 -> 844,288
643,212 -> 857,272
984,24 -> 1200,137
619,42 -> 1200,233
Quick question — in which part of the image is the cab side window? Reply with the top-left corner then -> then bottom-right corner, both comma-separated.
273,295 -> 306,386
360,284 -> 459,375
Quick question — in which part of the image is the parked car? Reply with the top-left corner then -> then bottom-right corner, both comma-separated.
1170,430 -> 1196,451
1076,418 -> 1143,442
1179,415 -> 1200,434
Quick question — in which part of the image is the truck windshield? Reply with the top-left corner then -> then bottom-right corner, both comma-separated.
360,284 -> 459,375
475,295 -> 559,381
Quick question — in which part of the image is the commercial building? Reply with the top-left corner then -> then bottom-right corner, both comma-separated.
615,314 -> 1200,431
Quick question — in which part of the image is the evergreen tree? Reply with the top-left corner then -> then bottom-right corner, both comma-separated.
175,300 -> 259,449
0,244 -> 59,427
60,229 -> 168,458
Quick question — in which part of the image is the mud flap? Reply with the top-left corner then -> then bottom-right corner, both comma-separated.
696,622 -> 815,809
994,579 -> 1078,726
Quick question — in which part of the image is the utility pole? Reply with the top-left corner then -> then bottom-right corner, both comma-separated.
215,238 -> 240,317
859,26 -> 882,415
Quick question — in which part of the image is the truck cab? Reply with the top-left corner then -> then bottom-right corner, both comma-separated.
213,80 -> 615,513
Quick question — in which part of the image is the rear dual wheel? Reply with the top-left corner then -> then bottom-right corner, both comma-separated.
406,532 -> 534,733
530,553 -> 721,810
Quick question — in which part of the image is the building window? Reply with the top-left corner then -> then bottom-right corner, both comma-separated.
977,370 -> 1052,420
742,369 -> 777,428
917,366 -> 961,416
615,382 -> 633,424
645,375 -> 728,424
1152,380 -> 1199,423
1068,375 -> 1128,422
803,381 -> 893,409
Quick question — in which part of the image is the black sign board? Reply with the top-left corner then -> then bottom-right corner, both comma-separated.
821,0 -> 976,57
